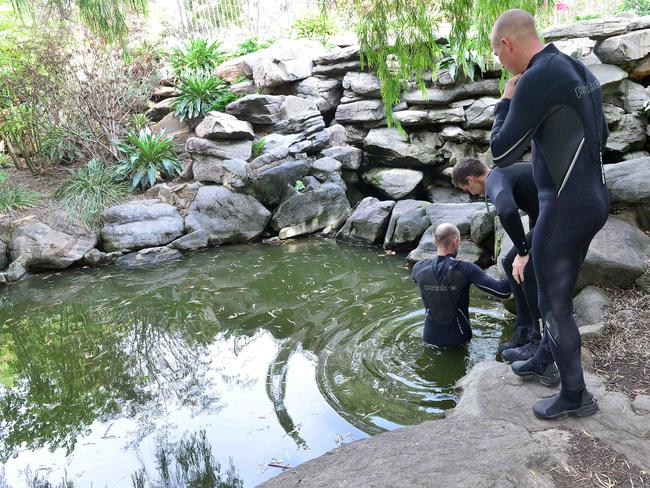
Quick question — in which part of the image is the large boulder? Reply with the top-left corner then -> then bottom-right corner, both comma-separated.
145,97 -> 176,122
605,114 -> 647,153
145,182 -> 202,217
604,157 -> 650,205
314,45 -> 360,66
186,137 -> 253,183
320,145 -> 363,170
185,186 -> 271,245
151,113 -> 191,154
9,219 -> 97,269
271,183 -> 352,239
115,246 -> 182,268
427,183 -> 472,203
407,228 -> 483,264
464,97 -> 499,129
402,79 -> 501,107
334,99 -> 385,123
364,128 -> 443,167
226,95 -> 285,124
604,79 -> 648,113
573,286 -> 611,326
594,28 -> 650,65
342,72 -> 381,97
543,15 -> 650,41
249,39 -> 326,89
383,200 -> 431,251
194,111 -> 254,140
0,240 -> 7,270
336,197 -> 395,245
394,107 -> 465,127
577,215 -> 650,288
362,168 -> 424,200
425,202 -> 485,235
470,206 -> 496,244
101,200 -> 184,252
590,63 -> 628,90
252,159 -> 311,208
289,76 -> 342,114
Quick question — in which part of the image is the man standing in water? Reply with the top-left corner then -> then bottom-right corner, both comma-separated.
411,223 -> 511,348
489,9 -> 610,418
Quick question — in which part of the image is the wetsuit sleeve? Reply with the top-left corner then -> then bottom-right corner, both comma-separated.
464,262 -> 511,298
490,65 -> 551,168
494,192 -> 529,256
411,260 -> 424,283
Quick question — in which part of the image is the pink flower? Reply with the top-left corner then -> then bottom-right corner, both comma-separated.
556,1 -> 570,11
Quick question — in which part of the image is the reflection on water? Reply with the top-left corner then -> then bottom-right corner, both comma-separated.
0,239 -> 512,487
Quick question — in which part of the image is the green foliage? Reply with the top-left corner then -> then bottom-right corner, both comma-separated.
171,38 -> 227,77
9,0 -> 147,43
115,128 -> 182,192
251,138 -> 266,158
0,153 -> 9,168
294,180 -> 306,192
52,159 -> 127,229
39,122 -> 83,165
437,37 -> 489,81
574,13 -> 602,21
0,171 -> 41,211
172,71 -> 239,122
230,36 -> 275,58
127,113 -> 150,131
618,0 -> 650,15
291,11 -> 338,42
132,430 -> 243,488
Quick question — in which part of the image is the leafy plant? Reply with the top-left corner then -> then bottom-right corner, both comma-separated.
0,171 -> 41,212
294,179 -> 305,192
170,38 -> 227,76
52,159 -> 127,229
115,128 -> 183,192
0,153 -> 9,168
126,113 -> 150,131
291,11 -> 338,42
618,0 -> 650,15
251,138 -> 266,158
39,122 -> 83,165
643,98 -> 650,114
437,37 -> 489,82
230,36 -> 275,58
172,71 -> 238,124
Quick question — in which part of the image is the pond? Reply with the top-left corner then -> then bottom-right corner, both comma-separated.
0,239 -> 512,487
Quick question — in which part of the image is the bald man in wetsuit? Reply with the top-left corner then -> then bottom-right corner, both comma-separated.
489,9 -> 610,419
411,223 -> 511,348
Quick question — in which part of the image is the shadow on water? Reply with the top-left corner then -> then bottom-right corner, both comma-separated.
0,238 -> 512,486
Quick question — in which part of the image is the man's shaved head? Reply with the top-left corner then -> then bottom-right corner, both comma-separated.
434,223 -> 460,248
491,9 -> 539,47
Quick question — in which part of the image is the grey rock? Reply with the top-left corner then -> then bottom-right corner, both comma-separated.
145,97 -> 176,123
362,168 -> 424,200
101,199 -> 185,252
394,107 -> 465,127
543,15 -> 650,41
250,39 -> 325,88
309,157 -> 343,186
426,202 -> 485,235
464,97 -> 499,129
290,76 -> 342,113
326,124 -> 348,146
0,240 -> 7,270
636,268 -> 650,293
623,150 -> 650,160
554,37 -> 596,60
606,114 -> 647,153
169,230 -> 209,253
578,215 -> 650,288
185,186 -> 271,245
252,159 -> 311,208
186,137 -> 253,183
364,128 -> 443,167
194,111 -> 254,140
151,113 -> 191,154
214,56 -> 247,83
632,395 -> 650,415
604,79 -> 648,113
335,99 -> 385,123
339,124 -> 372,147
383,200 -> 431,251
314,45 -> 360,65
603,102 -> 626,125
590,63 -> 628,89
470,206 -> 496,244
336,197 -> 395,245
145,182 -> 202,217
342,71 -> 381,97
115,246 -> 183,268
578,321 -> 607,338
83,248 -> 122,266
407,230 -> 482,264
594,28 -> 650,65
229,80 -> 257,96
312,60 -> 362,76
226,94 -> 285,124
10,220 -> 97,269
5,256 -> 27,282
427,184 -> 471,203
495,216 -> 530,278
438,141 -> 492,168
272,183 -> 352,239
403,78 -> 501,107
604,157 -> 650,204
439,125 -> 491,144
573,286 -> 611,326
321,145 -> 363,170
150,85 -> 180,101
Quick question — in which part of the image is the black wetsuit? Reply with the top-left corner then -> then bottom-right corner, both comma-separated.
490,43 -> 610,399
486,163 -> 541,345
411,255 -> 511,347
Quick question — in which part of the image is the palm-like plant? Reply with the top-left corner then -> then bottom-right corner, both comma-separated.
171,71 -> 240,125
170,38 -> 227,77
115,128 -> 183,192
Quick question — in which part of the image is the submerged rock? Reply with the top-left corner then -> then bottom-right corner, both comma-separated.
115,246 -> 183,268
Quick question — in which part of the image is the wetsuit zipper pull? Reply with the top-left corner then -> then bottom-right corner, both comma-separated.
599,151 -> 606,185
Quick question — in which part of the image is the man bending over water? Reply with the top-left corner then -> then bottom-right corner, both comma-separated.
411,223 -> 511,347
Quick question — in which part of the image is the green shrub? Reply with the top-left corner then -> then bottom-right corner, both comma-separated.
172,71 -> 240,123
618,0 -> 650,15
115,128 -> 183,192
0,171 -> 41,212
170,38 -> 227,76
39,122 -> 83,165
291,12 -> 338,42
251,138 -> 266,158
437,38 -> 488,82
52,159 -> 127,229
230,36 -> 275,58
126,113 -> 150,131
294,180 -> 305,192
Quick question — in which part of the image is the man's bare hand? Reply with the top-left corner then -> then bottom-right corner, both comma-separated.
502,73 -> 522,100
512,253 -> 529,284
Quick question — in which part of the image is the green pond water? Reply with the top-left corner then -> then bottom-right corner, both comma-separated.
0,238 -> 512,487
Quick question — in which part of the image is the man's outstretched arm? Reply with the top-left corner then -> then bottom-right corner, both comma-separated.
465,262 -> 511,299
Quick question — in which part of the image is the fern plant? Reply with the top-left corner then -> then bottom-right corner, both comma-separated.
170,38 -> 227,76
172,71 -> 240,124
230,37 -> 275,58
115,128 -> 182,192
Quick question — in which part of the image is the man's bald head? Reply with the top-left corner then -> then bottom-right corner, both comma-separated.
434,223 -> 460,249
491,9 -> 544,75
